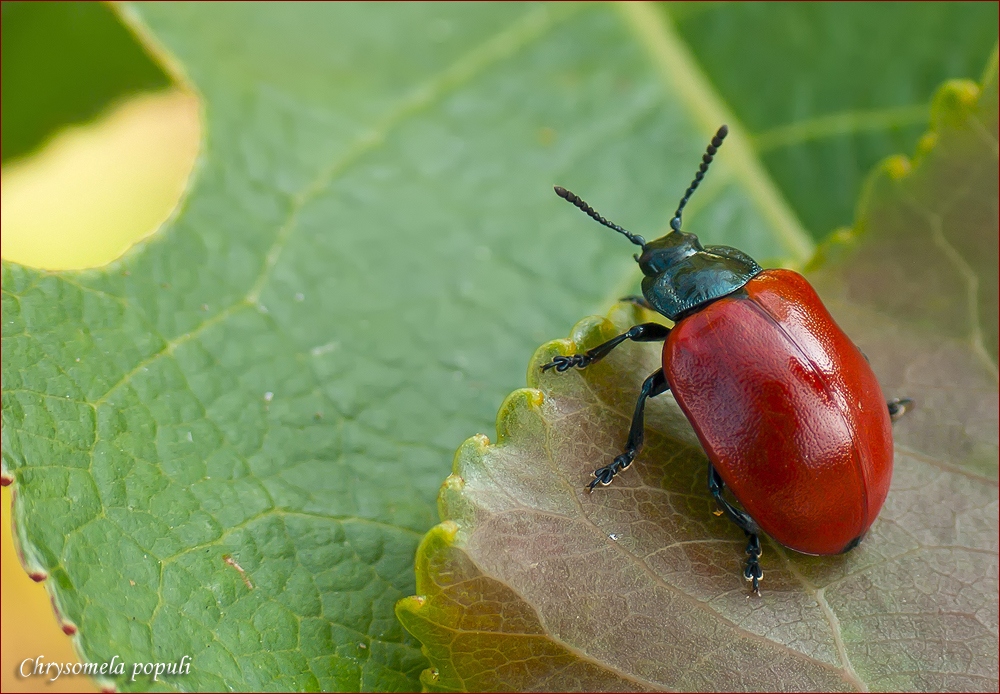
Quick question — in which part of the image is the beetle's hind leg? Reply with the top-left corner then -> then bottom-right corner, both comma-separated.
708,464 -> 764,596
542,322 -> 670,372
588,368 -> 669,491
887,397 -> 914,422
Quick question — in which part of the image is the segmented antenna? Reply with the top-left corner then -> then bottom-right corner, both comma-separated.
670,124 -> 728,233
553,186 -> 646,248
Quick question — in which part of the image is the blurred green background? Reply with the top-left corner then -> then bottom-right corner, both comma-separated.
1,2 -> 996,692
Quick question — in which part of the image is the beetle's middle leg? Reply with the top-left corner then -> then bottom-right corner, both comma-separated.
887,397 -> 915,422
542,322 -> 670,372
708,464 -> 764,596
619,295 -> 654,311
588,368 -> 669,491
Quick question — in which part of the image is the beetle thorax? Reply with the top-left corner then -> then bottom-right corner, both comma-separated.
638,230 -> 763,321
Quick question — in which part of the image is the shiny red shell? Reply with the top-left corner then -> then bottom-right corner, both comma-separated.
663,268 -> 893,556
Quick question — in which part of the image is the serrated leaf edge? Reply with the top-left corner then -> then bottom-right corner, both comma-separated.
396,305 -> 662,690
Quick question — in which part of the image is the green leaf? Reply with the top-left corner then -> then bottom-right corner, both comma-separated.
671,1 -> 999,241
397,56 -> 999,691
1,3 -> 996,692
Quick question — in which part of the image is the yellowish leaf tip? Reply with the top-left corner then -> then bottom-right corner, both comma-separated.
916,132 -> 939,159
416,521 -> 461,559
437,520 -> 459,539
527,389 -> 544,408
494,388 -> 545,444
931,79 -> 980,130
883,155 -> 911,181
396,595 -> 426,613
442,474 -> 465,493
830,227 -> 854,244
450,434 -> 493,490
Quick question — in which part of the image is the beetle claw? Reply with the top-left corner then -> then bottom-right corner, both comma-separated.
588,465 -> 617,491
541,355 -> 568,372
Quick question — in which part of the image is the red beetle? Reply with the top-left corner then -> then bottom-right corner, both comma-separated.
544,126 -> 912,594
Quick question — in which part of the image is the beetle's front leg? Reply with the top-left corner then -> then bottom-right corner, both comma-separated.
542,322 -> 670,372
588,369 -> 669,491
708,464 -> 764,596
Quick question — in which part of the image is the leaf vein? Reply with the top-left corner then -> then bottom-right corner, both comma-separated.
752,105 -> 930,152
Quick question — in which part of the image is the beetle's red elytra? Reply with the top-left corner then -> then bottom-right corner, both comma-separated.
544,125 -> 912,594
666,268 -> 893,556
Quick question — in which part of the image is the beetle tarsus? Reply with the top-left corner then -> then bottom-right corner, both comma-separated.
542,354 -> 587,372
744,534 -> 763,597
587,454 -> 633,490
887,397 -> 914,422
542,323 -> 670,372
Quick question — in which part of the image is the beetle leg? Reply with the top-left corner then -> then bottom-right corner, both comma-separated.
708,464 -> 764,596
587,369 -> 669,491
542,323 -> 670,372
887,397 -> 914,422
708,465 -> 761,534
619,295 -> 654,311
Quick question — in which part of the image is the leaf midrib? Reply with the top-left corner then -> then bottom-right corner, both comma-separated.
618,1 -> 815,265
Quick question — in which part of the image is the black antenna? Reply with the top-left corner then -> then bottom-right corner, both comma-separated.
553,186 -> 646,248
670,124 -> 728,233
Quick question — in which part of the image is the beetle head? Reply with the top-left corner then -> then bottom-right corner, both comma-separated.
636,231 -> 703,277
